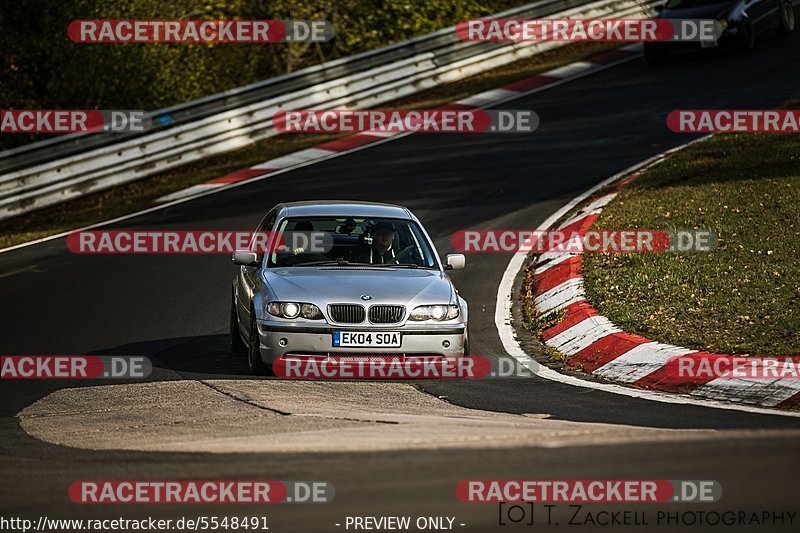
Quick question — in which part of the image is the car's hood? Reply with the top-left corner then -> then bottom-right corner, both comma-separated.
658,1 -> 738,19
264,267 -> 456,307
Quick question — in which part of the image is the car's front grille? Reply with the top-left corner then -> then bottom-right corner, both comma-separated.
368,305 -> 405,324
328,304 -> 365,324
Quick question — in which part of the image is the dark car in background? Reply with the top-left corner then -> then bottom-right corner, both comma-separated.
644,0 -> 796,63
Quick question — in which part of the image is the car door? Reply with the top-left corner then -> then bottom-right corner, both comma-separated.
236,209 -> 277,336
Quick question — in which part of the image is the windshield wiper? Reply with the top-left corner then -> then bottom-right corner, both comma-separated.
293,260 -> 431,268
393,263 -> 437,269
296,261 -> 378,267
295,260 -> 351,266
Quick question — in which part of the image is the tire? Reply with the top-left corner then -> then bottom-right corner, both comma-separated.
463,327 -> 470,356
739,21 -> 756,50
247,310 -> 271,375
229,294 -> 246,354
778,1 -> 796,34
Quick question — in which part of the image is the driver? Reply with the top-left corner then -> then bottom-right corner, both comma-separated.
365,222 -> 399,264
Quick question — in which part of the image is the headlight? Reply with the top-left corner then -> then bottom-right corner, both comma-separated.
300,303 -> 323,319
409,304 -> 459,321
267,301 -> 322,319
283,302 -> 300,318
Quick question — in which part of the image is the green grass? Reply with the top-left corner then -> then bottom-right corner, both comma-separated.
521,263 -> 569,362
0,41 -> 619,249
582,132 -> 800,356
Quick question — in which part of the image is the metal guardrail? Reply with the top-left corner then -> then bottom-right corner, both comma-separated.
0,0 -> 659,221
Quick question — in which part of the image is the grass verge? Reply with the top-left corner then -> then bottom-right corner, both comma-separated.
0,41 -> 620,250
582,130 -> 800,356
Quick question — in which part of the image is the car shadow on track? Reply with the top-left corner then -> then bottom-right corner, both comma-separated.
124,335 -> 800,429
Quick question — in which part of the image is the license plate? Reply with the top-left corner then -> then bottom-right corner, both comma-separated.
333,331 -> 401,348
700,39 -> 718,49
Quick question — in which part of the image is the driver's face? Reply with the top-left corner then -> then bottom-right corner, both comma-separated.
373,231 -> 394,252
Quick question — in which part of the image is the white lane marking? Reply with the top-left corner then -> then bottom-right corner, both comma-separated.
534,277 -> 585,315
579,192 -> 618,213
494,135 -> 800,418
362,130 -> 400,138
593,342 -> 697,383
456,88 -> 517,107
545,316 -> 620,356
543,62 -> 597,79
251,148 -> 336,169
691,377 -> 800,408
156,183 -> 220,203
549,193 -> 619,232
534,252 -> 579,273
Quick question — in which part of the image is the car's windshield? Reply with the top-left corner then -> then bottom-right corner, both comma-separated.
266,217 -> 439,269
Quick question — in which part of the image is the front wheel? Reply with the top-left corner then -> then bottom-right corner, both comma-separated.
230,295 -> 246,354
247,311 -> 271,375
778,1 -> 796,34
739,21 -> 756,50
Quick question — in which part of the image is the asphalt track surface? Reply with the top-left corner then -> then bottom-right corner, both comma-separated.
2,33 -> 800,532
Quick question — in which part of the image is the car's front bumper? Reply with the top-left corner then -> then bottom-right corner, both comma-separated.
255,321 -> 467,363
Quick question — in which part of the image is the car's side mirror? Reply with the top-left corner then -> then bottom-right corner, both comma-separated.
444,254 -> 466,270
232,250 -> 260,267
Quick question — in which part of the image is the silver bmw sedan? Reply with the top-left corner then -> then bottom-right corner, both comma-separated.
230,201 -> 468,374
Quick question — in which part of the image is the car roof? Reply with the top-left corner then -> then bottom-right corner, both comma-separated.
276,201 -> 414,220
